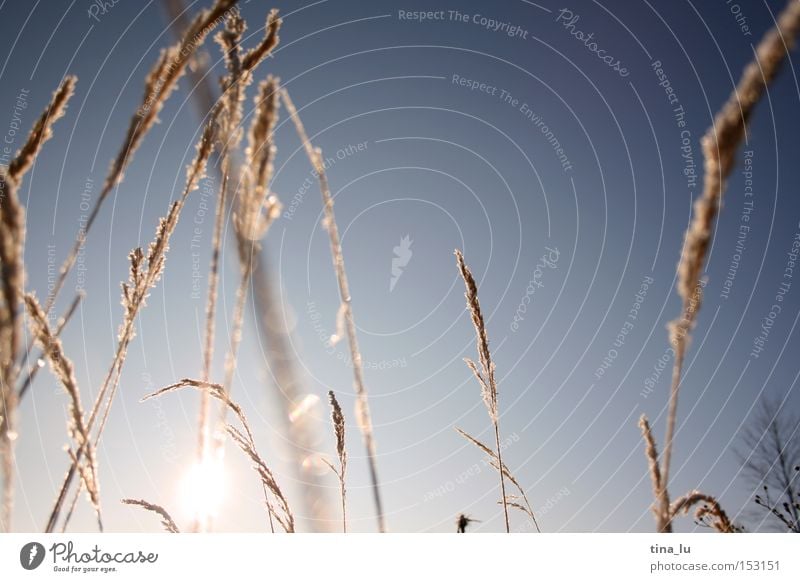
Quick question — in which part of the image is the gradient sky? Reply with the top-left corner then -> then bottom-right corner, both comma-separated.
2,0 -> 800,533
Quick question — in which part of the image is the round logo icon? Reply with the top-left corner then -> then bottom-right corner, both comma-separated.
19,542 -> 45,570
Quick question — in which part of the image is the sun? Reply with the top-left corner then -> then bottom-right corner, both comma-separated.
180,453 -> 227,526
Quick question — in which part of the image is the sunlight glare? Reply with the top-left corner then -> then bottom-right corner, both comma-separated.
289,394 -> 320,423
180,454 -> 227,522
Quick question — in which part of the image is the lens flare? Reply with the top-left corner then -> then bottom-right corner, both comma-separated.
288,394 -> 320,423
301,454 -> 331,477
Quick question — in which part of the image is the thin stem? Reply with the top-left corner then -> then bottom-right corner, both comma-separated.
41,0 -> 236,318
46,115 -> 216,533
197,155 -> 229,471
17,292 -> 84,401
341,476 -> 347,534
647,0 -> 800,533
493,423 -> 511,533
660,332 -> 686,533
282,89 -> 385,532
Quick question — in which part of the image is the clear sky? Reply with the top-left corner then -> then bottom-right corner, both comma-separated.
2,0 -> 800,533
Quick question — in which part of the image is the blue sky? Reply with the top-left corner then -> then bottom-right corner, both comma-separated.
2,0 -> 800,532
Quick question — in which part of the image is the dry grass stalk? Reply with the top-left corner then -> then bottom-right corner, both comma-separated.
24,294 -> 101,528
196,138 -> 228,460
0,78 -> 78,377
494,470 -> 539,532
455,427 -> 496,458
640,415 -> 738,533
643,0 -> 800,533
61,447 -> 101,529
455,427 -> 540,532
0,173 -> 21,534
23,0 -> 233,527
638,415 -> 666,528
0,76 -> 76,532
495,492 -> 543,532
235,76 -> 282,244
226,424 -> 294,532
6,76 -> 76,183
282,87 -> 386,532
220,76 -> 282,430
17,5 -> 229,460
47,248 -> 160,532
142,378 -> 286,532
671,492 -> 736,533
18,291 -> 84,401
197,10 -> 281,474
45,115 -> 218,533
94,112 -> 219,442
161,1 -> 331,530
198,16 -> 247,447
142,378 -> 253,442
122,498 -> 180,533
454,250 -> 510,533
199,116 -> 233,463
44,0 -> 237,319
242,10 -> 281,72
322,390 -> 348,532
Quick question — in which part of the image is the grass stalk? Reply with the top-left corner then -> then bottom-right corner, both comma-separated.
281,88 -> 385,532
0,76 -> 76,532
45,112 -> 218,533
42,0 -> 238,319
122,498 -> 180,533
642,0 -> 800,533
195,10 -> 280,532
454,250 -> 510,533
324,391 -> 348,532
